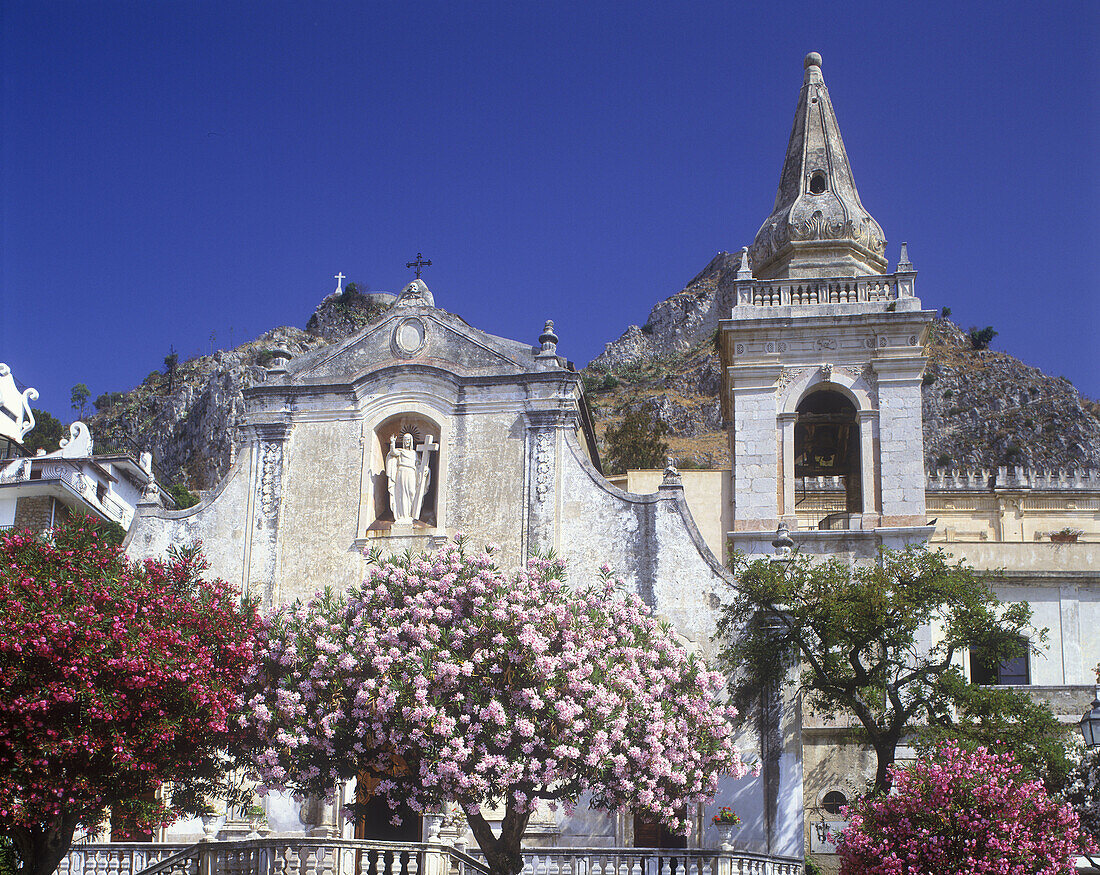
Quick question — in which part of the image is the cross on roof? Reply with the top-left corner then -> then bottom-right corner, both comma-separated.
406,253 -> 432,279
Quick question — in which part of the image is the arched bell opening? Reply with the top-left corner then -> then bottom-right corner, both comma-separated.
794,390 -> 862,529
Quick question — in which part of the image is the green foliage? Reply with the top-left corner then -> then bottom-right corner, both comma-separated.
600,374 -> 619,390
968,325 -> 997,350
940,306 -> 951,318
921,371 -> 936,386
935,453 -> 952,468
163,348 -> 179,394
803,858 -> 824,875
255,349 -> 279,367
93,519 -> 127,548
0,837 -> 15,875
21,409 -> 63,456
70,384 -> 90,418
603,407 -> 669,475
717,547 -> 1042,793
93,391 -> 125,411
917,672 -> 1073,793
168,483 -> 200,510
677,458 -> 711,470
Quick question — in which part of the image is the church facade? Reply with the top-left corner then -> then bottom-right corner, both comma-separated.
127,277 -> 800,854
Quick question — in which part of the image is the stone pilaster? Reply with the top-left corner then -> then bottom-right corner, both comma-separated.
873,360 -> 927,526
730,364 -> 783,531
524,411 -> 564,557
244,422 -> 290,607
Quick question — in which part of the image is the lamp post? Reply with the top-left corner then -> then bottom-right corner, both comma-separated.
1080,687 -> 1100,748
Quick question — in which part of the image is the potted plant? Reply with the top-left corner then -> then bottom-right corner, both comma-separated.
711,806 -> 741,850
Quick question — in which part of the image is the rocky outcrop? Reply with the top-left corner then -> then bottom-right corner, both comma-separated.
592,251 -> 738,371
88,328 -> 330,489
306,287 -> 395,342
921,320 -> 1100,472
88,289 -> 396,490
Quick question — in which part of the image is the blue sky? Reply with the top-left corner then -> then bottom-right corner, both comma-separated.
3,1 -> 1097,423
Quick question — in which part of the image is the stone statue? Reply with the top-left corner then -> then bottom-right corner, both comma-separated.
385,432 -> 437,524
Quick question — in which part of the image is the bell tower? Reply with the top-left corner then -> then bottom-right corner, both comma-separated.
721,53 -> 935,556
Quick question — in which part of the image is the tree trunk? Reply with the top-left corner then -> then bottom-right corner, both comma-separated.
872,741 -> 896,796
9,814 -> 80,875
466,803 -> 531,875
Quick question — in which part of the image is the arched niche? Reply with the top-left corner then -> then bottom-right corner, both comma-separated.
367,413 -> 442,531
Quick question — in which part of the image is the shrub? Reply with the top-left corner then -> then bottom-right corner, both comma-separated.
968,325 -> 997,350
167,483 -> 200,510
836,743 -> 1092,875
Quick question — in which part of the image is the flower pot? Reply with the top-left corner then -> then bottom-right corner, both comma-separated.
714,822 -> 736,851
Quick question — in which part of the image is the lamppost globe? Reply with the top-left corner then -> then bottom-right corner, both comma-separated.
1080,693 -> 1100,748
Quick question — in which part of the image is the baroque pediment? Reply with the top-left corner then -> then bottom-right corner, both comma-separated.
288,306 -> 537,383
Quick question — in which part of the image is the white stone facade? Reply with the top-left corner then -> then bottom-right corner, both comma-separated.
126,284 -> 801,857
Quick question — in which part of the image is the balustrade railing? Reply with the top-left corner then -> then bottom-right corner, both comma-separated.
735,274 -> 906,308
58,842 -> 193,875
58,842 -> 801,875
482,847 -> 801,875
62,840 -> 491,875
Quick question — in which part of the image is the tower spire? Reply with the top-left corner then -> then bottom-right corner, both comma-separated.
749,52 -> 887,279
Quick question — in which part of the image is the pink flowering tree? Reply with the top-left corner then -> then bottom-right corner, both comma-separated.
1061,743 -> 1100,868
0,520 -> 261,875
244,538 -> 747,875
835,742 -> 1094,875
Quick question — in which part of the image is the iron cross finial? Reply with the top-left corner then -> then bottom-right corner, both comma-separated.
406,253 -> 432,279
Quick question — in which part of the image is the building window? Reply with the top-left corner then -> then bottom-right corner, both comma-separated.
821,790 -> 848,815
970,638 -> 1030,685
809,171 -> 828,194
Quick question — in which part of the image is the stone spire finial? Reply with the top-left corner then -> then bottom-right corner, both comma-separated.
537,320 -> 559,357
749,52 -> 887,280
897,242 -> 914,273
736,246 -> 754,280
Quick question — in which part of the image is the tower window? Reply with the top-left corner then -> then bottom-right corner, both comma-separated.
809,171 -> 827,194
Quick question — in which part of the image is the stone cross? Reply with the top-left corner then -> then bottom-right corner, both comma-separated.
334,272 -> 345,293
406,253 -> 432,279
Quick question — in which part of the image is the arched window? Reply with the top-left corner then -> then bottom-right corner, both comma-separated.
794,390 -> 861,529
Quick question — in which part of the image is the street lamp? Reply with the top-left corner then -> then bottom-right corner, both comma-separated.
1080,688 -> 1100,748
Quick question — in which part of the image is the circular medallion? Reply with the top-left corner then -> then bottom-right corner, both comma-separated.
393,317 -> 427,357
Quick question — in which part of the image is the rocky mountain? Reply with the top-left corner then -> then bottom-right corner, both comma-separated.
585,254 -> 1100,473
83,259 -> 1099,494
86,287 -> 392,491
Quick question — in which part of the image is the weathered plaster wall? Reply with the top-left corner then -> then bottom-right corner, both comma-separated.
276,418 -> 364,602
445,410 -> 528,569
125,451 -> 252,590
